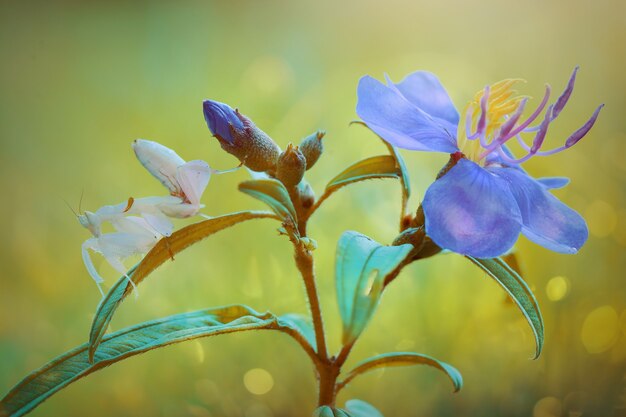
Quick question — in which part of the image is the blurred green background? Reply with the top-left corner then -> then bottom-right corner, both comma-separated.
1,0 -> 625,416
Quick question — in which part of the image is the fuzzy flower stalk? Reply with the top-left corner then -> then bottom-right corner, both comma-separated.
357,67 -> 603,258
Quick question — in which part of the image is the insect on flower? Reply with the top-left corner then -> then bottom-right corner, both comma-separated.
132,139 -> 218,219
356,67 -> 603,258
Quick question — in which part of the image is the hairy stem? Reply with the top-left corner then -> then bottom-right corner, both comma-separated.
294,244 -> 328,361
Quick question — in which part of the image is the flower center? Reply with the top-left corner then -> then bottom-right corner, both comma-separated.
454,67 -> 603,168
457,79 -> 526,165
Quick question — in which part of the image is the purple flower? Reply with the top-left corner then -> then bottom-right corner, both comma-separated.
356,68 -> 603,258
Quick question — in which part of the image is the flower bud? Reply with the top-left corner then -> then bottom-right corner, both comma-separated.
203,100 -> 281,172
299,130 -> 325,170
275,143 -> 306,186
297,179 -> 315,209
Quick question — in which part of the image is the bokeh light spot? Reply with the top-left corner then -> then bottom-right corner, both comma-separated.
533,396 -> 562,417
585,200 -> 617,238
243,368 -> 274,395
545,276 -> 569,302
581,305 -> 620,354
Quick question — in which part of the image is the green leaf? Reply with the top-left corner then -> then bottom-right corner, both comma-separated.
325,155 -> 401,195
381,142 -> 411,203
338,352 -> 462,393
277,314 -> 316,350
238,179 -> 297,223
501,252 -> 523,277
350,120 -> 411,211
88,210 -> 277,363
313,406 -> 352,417
335,231 -> 413,344
1,305 -> 306,417
345,399 -> 384,417
466,256 -> 544,358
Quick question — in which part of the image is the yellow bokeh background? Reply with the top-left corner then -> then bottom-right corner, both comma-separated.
1,0 -> 625,416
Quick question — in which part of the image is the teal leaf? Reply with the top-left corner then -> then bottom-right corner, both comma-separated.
313,406 -> 352,417
325,155 -> 401,194
345,399 -> 384,417
0,305 -> 298,417
238,179 -> 297,224
277,314 -> 316,351
467,256 -> 544,358
337,352 -> 462,393
335,231 -> 413,344
88,211 -> 277,363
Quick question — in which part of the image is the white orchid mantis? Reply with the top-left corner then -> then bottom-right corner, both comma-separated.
79,139 -> 232,296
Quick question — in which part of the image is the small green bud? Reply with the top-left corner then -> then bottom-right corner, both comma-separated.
276,143 -> 306,186
299,130 -> 325,170
297,180 -> 315,209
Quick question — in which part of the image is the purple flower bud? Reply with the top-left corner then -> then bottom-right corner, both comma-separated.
202,100 -> 244,144
202,99 -> 281,172
565,104 -> 604,148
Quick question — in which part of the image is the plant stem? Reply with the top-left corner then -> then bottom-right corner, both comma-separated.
317,360 -> 340,406
293,242 -> 343,407
293,244 -> 328,361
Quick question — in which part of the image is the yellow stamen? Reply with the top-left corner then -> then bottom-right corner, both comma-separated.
457,78 -> 528,165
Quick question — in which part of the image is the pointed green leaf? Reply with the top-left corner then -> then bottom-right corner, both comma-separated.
381,142 -> 411,203
1,305 -> 298,417
325,155 -> 401,195
88,210 -> 277,363
350,120 -> 411,209
338,352 -> 462,393
238,179 -> 297,223
467,256 -> 544,358
501,252 -> 523,277
335,231 -> 413,344
345,399 -> 384,417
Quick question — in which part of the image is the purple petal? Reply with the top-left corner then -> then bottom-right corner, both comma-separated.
202,100 -> 244,144
423,159 -> 522,258
536,177 -> 570,189
356,76 -> 459,153
392,71 -> 460,126
493,168 -> 588,253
